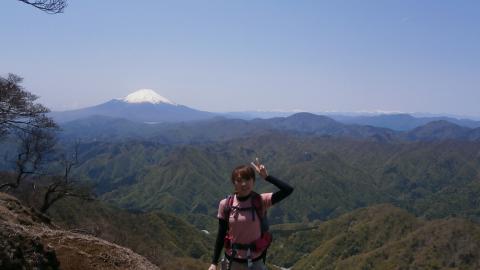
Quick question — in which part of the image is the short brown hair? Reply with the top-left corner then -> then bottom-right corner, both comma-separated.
231,165 -> 255,182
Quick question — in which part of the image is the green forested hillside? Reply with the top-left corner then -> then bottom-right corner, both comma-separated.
68,133 -> 480,231
268,204 -> 480,269
3,118 -> 480,268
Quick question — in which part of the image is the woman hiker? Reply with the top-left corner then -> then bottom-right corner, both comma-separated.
208,158 -> 294,270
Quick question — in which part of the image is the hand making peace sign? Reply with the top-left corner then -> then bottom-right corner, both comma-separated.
250,157 -> 269,179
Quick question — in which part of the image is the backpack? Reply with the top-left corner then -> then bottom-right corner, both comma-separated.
223,192 -> 272,253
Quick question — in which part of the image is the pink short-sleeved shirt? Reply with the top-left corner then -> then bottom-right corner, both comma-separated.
217,192 -> 273,260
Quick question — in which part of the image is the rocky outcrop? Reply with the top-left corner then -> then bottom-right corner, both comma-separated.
0,192 -> 159,270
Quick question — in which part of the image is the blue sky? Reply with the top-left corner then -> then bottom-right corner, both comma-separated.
1,1 -> 479,117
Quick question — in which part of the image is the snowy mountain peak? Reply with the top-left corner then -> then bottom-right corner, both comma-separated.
123,89 -> 176,105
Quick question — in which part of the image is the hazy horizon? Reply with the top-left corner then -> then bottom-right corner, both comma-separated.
44,88 -> 478,121
1,1 -> 479,117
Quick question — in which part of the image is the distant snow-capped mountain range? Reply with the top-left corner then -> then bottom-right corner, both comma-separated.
50,89 -> 480,131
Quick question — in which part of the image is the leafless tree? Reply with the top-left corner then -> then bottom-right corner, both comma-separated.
1,74 -> 93,211
40,141 -> 94,213
17,0 -> 67,14
0,116 -> 57,191
0,74 -> 57,140
0,74 -> 58,191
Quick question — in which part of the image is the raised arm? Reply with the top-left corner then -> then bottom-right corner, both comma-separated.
266,175 -> 294,205
251,158 -> 294,205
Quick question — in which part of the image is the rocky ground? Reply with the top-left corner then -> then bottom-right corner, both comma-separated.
0,192 -> 159,270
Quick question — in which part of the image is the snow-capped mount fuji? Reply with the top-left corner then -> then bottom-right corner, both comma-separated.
51,89 -> 216,123
122,89 -> 176,105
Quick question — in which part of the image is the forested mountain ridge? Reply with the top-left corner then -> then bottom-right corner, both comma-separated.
268,204 -> 480,269
4,106 -> 480,269
58,113 -> 480,144
58,132 -> 480,233
331,113 -> 480,131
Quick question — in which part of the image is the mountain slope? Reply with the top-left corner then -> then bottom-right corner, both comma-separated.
64,133 -> 480,229
0,192 -> 159,270
268,204 -> 480,269
47,197 -> 211,270
57,111 -> 480,145
405,120 -> 475,141
263,112 -> 397,139
332,113 -> 480,131
52,99 -> 216,123
51,89 -> 216,124
59,112 -> 400,144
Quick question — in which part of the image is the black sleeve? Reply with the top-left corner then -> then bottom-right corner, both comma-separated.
211,218 -> 228,265
266,175 -> 294,205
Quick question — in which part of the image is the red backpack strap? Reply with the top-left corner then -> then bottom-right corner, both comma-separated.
251,192 -> 265,218
251,192 -> 270,234
223,194 -> 235,221
223,194 -> 235,249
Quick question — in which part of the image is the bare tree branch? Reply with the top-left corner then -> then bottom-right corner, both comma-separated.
1,73 -> 93,213
1,74 -> 57,140
40,140 -> 94,213
0,73 -> 58,191
0,122 -> 57,191
17,0 -> 67,14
